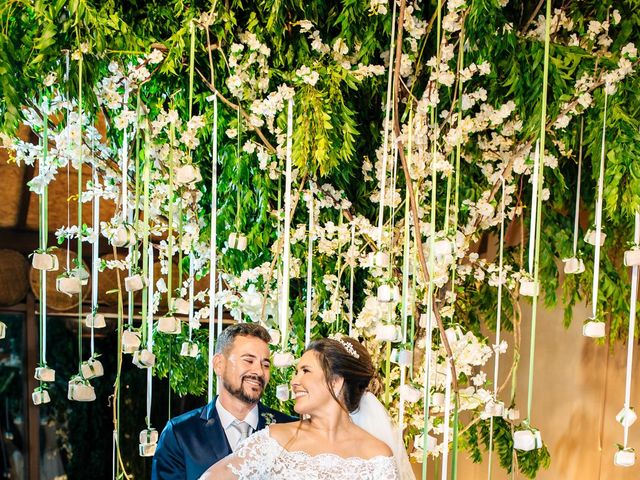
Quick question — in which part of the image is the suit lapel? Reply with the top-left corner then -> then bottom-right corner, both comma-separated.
200,397 -> 232,463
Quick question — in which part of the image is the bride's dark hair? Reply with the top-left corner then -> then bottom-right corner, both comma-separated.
305,337 -> 375,412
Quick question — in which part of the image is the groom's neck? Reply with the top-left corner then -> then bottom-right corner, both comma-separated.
218,390 -> 257,421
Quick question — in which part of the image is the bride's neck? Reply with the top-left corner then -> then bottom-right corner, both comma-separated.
305,407 -> 352,440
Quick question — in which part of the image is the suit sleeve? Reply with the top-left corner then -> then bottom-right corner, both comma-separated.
152,420 -> 186,480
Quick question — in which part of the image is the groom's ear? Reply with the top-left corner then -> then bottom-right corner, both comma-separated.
213,353 -> 225,376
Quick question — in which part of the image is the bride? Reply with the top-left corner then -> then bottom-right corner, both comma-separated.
199,336 -> 415,479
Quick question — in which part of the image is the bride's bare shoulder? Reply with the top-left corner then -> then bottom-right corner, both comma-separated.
267,421 -> 300,443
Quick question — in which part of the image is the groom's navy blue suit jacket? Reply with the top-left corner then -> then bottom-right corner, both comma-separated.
152,397 -> 296,480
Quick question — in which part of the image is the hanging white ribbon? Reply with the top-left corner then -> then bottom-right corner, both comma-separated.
121,88 -> 130,220
591,91 -> 609,320
305,185 -> 313,347
571,119 -> 584,257
279,98 -> 294,349
90,151 -> 100,357
146,246 -> 154,426
487,179 -> 506,478
622,212 -> 639,448
528,141 -> 540,275
348,221 -> 355,337
377,0 -> 398,248
216,273 -> 223,395
208,96 -> 218,403
188,252 -> 195,342
441,364 -> 452,480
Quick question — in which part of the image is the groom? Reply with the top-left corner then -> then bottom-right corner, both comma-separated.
152,323 -> 296,480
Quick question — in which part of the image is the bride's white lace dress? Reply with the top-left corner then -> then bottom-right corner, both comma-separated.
224,426 -> 400,479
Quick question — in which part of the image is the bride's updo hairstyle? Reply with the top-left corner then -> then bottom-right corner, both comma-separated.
305,337 -> 375,412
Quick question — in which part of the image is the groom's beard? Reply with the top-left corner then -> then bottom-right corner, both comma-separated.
223,374 -> 265,404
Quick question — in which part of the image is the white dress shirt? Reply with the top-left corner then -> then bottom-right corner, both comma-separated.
215,398 -> 259,451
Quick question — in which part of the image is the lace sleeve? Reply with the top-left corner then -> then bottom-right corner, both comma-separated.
226,427 -> 281,480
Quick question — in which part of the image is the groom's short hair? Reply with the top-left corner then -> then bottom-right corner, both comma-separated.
215,323 -> 271,355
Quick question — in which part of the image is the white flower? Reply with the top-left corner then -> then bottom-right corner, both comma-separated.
43,72 -> 57,87
621,43 -> 638,59
612,9 -> 621,25
225,128 -> 238,138
147,49 -> 164,64
471,372 -> 486,386
298,20 -> 314,33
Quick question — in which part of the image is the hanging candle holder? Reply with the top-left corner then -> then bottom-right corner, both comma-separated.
85,310 -> 106,329
67,376 -> 97,402
505,407 -> 520,421
132,349 -> 156,369
158,315 -> 182,334
138,428 -> 159,457
122,329 -> 141,354
276,384 -> 290,401
431,391 -> 445,410
562,256 -> 585,274
32,387 -> 51,405
616,407 -> 637,428
624,245 -> 640,267
414,433 -> 438,454
583,315 -> 606,338
31,249 -> 59,271
125,272 -> 145,292
513,428 -> 543,451
374,323 -> 400,342
518,275 -> 539,297
267,328 -> 281,345
227,232 -> 248,251
174,163 -> 201,186
377,283 -> 400,303
180,341 -> 199,357
614,447 -> 636,467
173,297 -> 190,315
584,228 -> 606,246
273,351 -> 295,368
34,366 -> 56,382
80,355 -> 104,380
367,251 -> 389,269
56,271 -> 82,296
0,321 -> 5,339
483,399 -> 505,418
108,222 -> 136,248
399,384 -> 421,404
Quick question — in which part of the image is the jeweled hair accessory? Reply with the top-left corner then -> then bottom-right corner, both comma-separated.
331,335 -> 360,359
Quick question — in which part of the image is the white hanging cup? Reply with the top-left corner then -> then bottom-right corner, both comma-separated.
110,225 -> 133,247
81,358 -> 104,380
32,389 -> 51,405
34,367 -> 56,382
67,379 -> 96,402
563,257 -> 585,274
175,164 -> 201,185
276,384 -> 290,401
484,399 -> 505,417
624,249 -> 640,267
583,320 -> 606,338
367,251 -> 389,268
139,428 -> 159,445
614,448 -> 635,467
122,330 -> 141,354
518,279 -> 539,297
505,408 -> 520,421
32,252 -> 59,271
125,274 -> 145,292
158,316 -> 182,334
273,352 -> 295,368
375,324 -> 400,342
584,229 -> 606,246
397,349 -> 413,366
377,284 -> 399,303
56,275 -> 82,296
513,429 -> 542,451
267,328 -> 281,345
400,384 -> 422,403
431,392 -> 445,408
173,298 -> 189,315
132,349 -> 156,369
85,313 -> 107,329
432,239 -> 453,258
180,342 -> 199,357
228,232 -> 248,251
0,322 -> 5,340
414,433 -> 438,453
616,407 -> 637,427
